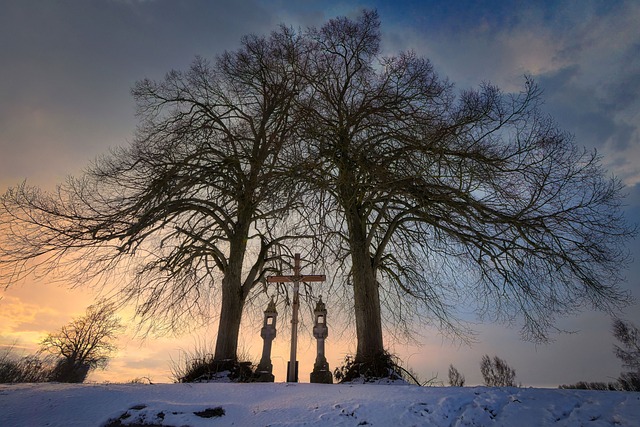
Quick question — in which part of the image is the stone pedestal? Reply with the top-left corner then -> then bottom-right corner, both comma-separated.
310,365 -> 333,384
310,296 -> 333,384
255,371 -> 275,382
255,298 -> 277,382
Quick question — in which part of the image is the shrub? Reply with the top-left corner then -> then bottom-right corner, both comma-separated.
0,359 -> 21,383
128,376 -> 153,384
0,347 -> 55,383
480,355 -> 516,387
334,351 -> 408,384
558,381 -> 618,391
49,359 -> 91,383
617,371 -> 640,391
448,364 -> 465,387
170,345 -> 254,383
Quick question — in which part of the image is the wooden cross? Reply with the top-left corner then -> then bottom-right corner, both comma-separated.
267,253 -> 325,382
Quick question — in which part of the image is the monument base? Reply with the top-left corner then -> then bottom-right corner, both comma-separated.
310,369 -> 333,384
254,371 -> 275,382
286,361 -> 299,382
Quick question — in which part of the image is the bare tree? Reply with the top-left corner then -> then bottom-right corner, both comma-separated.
448,364 -> 465,387
40,302 -> 122,382
612,319 -> 640,391
1,10 -> 634,377
0,27 -> 305,363
0,345 -> 55,383
294,10 -> 634,371
480,354 -> 516,387
613,319 -> 640,372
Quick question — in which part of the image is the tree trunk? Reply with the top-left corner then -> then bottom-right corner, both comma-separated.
214,275 -> 245,361
345,202 -> 384,362
213,228 -> 248,361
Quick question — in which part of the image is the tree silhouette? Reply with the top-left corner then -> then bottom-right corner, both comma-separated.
613,319 -> 640,372
40,302 -> 122,383
1,10 -> 635,377
613,319 -> 640,391
448,364 -> 465,387
1,28 -> 305,363
480,355 -> 516,387
294,10 -> 634,369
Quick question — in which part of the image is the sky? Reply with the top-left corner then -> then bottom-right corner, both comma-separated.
1,0 -> 639,387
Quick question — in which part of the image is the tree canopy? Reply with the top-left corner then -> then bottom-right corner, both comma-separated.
291,11 -> 633,365
0,10 -> 634,374
1,26 -> 307,362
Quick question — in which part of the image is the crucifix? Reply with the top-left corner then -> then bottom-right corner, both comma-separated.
267,253 -> 325,382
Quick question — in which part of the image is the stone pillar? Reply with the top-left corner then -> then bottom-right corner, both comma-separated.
256,297 -> 277,382
310,296 -> 333,384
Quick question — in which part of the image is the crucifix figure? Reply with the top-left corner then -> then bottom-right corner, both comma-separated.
267,253 -> 325,382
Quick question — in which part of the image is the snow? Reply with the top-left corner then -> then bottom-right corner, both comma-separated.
1,382 -> 638,426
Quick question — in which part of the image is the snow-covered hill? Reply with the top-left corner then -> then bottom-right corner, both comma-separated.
1,382 -> 638,426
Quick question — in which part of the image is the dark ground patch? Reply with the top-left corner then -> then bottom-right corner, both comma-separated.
193,407 -> 225,418
102,404 -> 225,426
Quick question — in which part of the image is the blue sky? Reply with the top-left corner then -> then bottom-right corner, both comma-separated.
1,0 -> 639,386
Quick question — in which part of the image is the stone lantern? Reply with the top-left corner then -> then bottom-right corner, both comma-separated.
256,297 -> 277,382
310,296 -> 333,384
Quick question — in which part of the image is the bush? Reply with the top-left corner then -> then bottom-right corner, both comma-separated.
558,375 -> 639,392
617,371 -> 640,391
170,345 -> 254,383
558,381 -> 619,391
480,355 -> 516,387
0,347 -> 55,383
448,364 -> 465,387
49,359 -> 91,383
0,359 -> 22,383
177,357 -> 253,383
127,376 -> 153,384
333,351 -> 415,384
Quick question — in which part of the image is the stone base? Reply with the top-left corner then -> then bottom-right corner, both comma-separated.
310,369 -> 333,384
254,371 -> 275,382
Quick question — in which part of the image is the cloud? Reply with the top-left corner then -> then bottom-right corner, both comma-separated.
0,295 -> 63,352
380,1 -> 640,186
0,276 -> 101,353
538,58 -> 640,185
0,295 -> 52,335
0,0 -> 279,190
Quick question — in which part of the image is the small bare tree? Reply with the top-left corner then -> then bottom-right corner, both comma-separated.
613,319 -> 640,391
448,364 -> 465,387
40,302 -> 122,382
613,319 -> 640,372
480,354 -> 516,387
